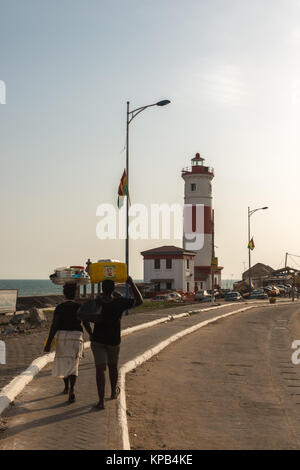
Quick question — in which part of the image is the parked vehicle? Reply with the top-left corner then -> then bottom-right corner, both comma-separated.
166,292 -> 185,303
221,288 -> 231,297
215,290 -> 225,298
276,285 -> 289,296
199,294 -> 212,302
151,292 -> 184,303
272,285 -> 280,296
151,294 -> 171,302
247,289 -> 268,300
225,291 -> 242,301
194,290 -> 209,301
264,286 -> 280,297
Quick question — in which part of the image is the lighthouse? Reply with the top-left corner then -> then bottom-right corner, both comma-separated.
181,153 -> 223,291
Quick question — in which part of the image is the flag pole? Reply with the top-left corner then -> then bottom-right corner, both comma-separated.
248,206 -> 252,295
125,101 -> 130,312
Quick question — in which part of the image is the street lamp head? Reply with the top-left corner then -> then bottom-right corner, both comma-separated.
156,100 -> 171,106
262,206 -> 269,210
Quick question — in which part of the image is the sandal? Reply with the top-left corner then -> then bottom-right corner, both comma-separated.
68,392 -> 76,403
111,386 -> 120,400
93,402 -> 105,410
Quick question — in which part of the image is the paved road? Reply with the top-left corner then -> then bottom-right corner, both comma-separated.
127,301 -> 300,450
0,303 -> 200,391
0,300 -> 296,449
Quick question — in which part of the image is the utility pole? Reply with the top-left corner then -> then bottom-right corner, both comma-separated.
284,253 -> 300,302
247,206 -> 268,294
211,209 -> 215,305
248,207 -> 252,294
292,273 -> 295,302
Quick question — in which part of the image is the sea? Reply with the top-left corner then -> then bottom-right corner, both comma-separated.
0,279 -> 239,297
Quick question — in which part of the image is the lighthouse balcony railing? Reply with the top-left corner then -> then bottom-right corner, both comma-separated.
181,166 -> 214,175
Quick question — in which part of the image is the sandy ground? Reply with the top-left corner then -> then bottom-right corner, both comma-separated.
126,302 -> 300,450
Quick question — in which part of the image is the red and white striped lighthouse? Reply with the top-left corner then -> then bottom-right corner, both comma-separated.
181,153 -> 222,290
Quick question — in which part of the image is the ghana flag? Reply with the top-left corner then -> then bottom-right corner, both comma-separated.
117,169 -> 128,209
248,237 -> 255,250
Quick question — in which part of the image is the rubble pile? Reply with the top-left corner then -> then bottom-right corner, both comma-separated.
0,308 -> 52,337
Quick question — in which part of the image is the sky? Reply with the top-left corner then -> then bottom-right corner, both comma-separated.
0,0 -> 300,280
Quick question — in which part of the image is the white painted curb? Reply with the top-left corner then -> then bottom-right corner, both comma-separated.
0,300 -> 277,418
0,352 -> 55,415
0,304 -> 228,417
117,305 -> 257,450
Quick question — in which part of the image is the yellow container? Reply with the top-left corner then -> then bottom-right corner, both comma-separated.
90,261 -> 127,284
44,337 -> 56,349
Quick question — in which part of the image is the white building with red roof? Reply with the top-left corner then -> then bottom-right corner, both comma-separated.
141,245 -> 195,293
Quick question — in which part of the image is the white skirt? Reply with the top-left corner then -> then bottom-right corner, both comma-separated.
52,330 -> 84,378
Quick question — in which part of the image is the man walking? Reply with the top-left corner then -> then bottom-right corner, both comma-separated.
89,276 -> 143,409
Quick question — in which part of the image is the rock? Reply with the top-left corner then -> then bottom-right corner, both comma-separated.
10,313 -> 25,325
28,308 -> 46,326
4,324 -> 15,335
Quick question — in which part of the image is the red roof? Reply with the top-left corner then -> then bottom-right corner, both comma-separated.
191,152 -> 204,162
141,245 -> 196,256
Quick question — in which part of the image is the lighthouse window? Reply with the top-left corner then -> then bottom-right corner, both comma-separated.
166,259 -> 172,269
191,184 -> 196,191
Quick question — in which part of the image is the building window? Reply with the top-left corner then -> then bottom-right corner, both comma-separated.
166,259 -> 172,269
187,282 -> 190,292
200,282 -> 203,289
154,259 -> 160,269
191,183 -> 196,191
155,282 -> 160,291
187,259 -> 189,269
166,281 -> 172,290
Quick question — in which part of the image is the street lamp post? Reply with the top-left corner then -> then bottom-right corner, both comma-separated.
125,99 -> 170,300
247,206 -> 268,295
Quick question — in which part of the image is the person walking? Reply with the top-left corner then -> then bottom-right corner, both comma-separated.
44,283 -> 93,403
79,276 -> 143,410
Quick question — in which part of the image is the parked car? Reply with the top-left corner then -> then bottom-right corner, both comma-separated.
272,285 -> 280,296
199,294 -> 212,302
248,289 -> 268,300
151,292 -> 184,303
166,292 -> 185,303
222,288 -> 231,295
194,290 -> 209,301
225,291 -> 242,301
151,294 -> 171,302
264,286 -> 280,297
215,290 -> 225,298
276,285 -> 289,296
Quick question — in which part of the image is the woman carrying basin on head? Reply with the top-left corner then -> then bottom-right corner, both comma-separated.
44,283 -> 93,403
